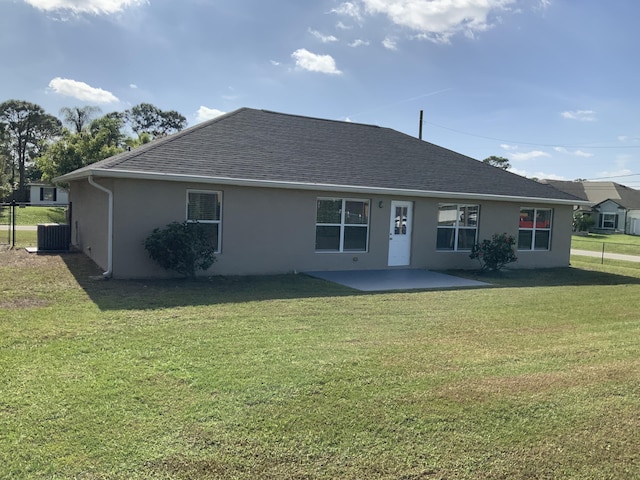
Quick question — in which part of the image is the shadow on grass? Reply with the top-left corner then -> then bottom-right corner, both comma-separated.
60,252 -> 640,311
60,252 -> 357,311
447,263 -> 640,289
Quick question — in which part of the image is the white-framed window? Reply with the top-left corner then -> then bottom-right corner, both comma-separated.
599,213 -> 617,230
518,207 -> 552,250
316,198 -> 369,252
186,190 -> 221,252
436,204 -> 479,251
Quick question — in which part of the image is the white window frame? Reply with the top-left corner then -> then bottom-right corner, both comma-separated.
518,207 -> 552,251
186,189 -> 222,253
315,197 -> 370,252
436,203 -> 479,251
600,213 -> 617,229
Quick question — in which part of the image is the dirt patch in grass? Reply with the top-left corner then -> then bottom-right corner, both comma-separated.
0,248 -> 62,268
0,297 -> 51,309
435,361 -> 639,403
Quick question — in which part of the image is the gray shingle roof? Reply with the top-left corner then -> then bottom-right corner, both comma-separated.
58,108 -> 580,202
541,180 -> 640,209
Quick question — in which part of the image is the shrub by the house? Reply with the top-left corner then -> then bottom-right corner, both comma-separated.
469,232 -> 517,272
144,221 -> 216,278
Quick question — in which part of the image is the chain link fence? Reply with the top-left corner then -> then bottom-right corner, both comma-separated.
0,202 -> 69,249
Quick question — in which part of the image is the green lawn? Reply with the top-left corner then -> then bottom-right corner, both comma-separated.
0,251 -> 639,479
0,229 -> 37,248
572,233 -> 640,256
0,205 -> 67,226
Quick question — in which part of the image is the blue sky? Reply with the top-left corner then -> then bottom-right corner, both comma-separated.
2,0 -> 640,186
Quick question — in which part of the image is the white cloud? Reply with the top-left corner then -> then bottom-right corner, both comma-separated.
510,150 -> 551,161
510,167 -> 565,180
336,21 -> 353,30
349,39 -> 370,47
24,0 -> 146,15
309,28 -> 338,43
291,49 -> 342,75
331,2 -> 363,21
382,36 -> 398,50
500,143 -> 518,151
561,110 -> 596,122
129,83 -> 138,89
48,77 -> 119,103
553,147 -> 593,158
360,0 -> 516,44
196,106 -> 225,123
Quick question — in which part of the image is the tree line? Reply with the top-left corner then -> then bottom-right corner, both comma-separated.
0,100 -> 187,202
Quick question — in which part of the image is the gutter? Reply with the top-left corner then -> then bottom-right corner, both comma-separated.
87,176 -> 113,279
58,169 -> 589,207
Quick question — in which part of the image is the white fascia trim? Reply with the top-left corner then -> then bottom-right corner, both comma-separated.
61,168 -> 588,206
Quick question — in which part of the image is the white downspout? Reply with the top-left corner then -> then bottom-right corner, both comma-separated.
88,176 -> 113,278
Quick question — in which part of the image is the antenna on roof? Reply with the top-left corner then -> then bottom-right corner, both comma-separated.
419,110 -> 424,140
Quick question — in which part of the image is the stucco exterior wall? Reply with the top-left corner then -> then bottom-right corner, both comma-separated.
70,177 -> 574,278
69,179 -> 110,271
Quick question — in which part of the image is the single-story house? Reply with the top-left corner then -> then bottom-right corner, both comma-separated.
541,180 -> 640,235
55,108 -> 583,279
28,183 -> 69,206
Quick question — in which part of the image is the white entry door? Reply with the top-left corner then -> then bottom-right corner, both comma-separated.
388,201 -> 413,266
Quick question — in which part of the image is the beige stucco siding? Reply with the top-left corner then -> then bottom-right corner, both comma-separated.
69,177 -> 574,278
69,179 -> 110,271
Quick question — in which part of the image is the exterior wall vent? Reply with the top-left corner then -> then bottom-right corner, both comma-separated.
37,224 -> 71,251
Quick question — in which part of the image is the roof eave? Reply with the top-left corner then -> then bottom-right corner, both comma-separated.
57,168 -> 588,206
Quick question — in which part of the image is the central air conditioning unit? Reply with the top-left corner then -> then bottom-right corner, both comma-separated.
37,223 -> 71,252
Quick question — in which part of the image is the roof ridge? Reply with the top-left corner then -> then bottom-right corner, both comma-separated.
258,108 -> 381,129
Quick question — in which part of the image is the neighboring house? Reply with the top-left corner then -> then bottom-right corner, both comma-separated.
28,183 -> 69,206
55,108 -> 583,279
541,180 -> 640,235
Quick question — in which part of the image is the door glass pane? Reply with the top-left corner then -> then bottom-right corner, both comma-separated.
317,200 -> 342,224
394,206 -> 408,234
345,201 -> 369,224
315,226 -> 340,250
344,226 -> 367,251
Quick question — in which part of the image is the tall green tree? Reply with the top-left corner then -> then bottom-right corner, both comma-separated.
37,114 -> 127,183
482,155 -> 511,171
126,103 -> 187,139
0,100 -> 62,200
59,105 -> 102,133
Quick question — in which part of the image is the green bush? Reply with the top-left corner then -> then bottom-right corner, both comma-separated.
144,221 -> 216,278
469,232 -> 517,272
573,212 -> 595,232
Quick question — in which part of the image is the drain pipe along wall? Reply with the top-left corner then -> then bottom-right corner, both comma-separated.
88,176 -> 113,278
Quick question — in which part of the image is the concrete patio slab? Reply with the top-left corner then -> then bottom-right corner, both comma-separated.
305,269 -> 490,292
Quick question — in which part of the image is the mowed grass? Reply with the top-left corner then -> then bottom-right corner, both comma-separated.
0,251 -> 639,479
572,233 -> 640,256
0,205 -> 67,226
